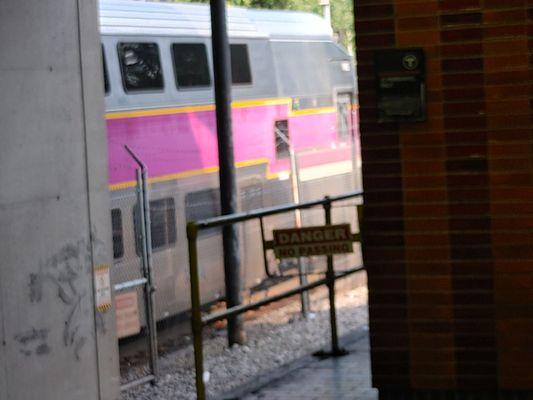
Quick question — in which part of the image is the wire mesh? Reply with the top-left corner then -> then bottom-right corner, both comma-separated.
111,112 -> 363,394
111,128 -> 362,337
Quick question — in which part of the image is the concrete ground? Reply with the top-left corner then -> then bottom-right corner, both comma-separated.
219,329 -> 378,400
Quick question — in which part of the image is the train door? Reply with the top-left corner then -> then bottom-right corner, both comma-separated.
336,91 -> 362,189
334,91 -> 362,270
336,92 -> 353,142
238,178 -> 265,290
184,186 -> 226,304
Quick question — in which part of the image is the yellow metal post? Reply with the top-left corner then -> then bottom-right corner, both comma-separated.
187,223 -> 206,400
356,204 -> 364,242
323,196 -> 343,355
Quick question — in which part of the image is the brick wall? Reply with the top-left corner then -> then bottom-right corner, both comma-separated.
355,0 -> 532,397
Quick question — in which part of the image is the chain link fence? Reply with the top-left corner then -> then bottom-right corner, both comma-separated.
111,119 -> 363,387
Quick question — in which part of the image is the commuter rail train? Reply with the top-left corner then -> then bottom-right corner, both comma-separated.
100,0 -> 360,337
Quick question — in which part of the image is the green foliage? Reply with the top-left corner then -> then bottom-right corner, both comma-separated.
329,0 -> 355,54
174,0 -> 355,53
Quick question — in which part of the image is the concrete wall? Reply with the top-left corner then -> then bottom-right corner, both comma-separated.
0,0 -> 119,399
355,0 -> 532,398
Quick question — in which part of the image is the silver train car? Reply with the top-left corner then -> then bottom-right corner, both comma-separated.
100,0 -> 360,337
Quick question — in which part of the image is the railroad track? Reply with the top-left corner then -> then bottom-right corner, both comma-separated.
119,270 -> 366,372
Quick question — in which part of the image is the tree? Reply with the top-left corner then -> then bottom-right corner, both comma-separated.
175,0 -> 355,53
329,0 -> 355,54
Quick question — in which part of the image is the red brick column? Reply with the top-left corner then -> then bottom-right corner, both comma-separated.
397,1 -> 457,391
355,0 -> 411,392
355,0 -> 533,397
484,1 -> 533,390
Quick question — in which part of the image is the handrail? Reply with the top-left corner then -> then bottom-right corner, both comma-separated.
187,190 -> 364,400
193,189 -> 363,229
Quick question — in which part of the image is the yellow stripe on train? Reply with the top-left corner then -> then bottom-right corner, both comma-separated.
105,97 -> 344,191
108,158 -> 270,191
105,97 -> 337,120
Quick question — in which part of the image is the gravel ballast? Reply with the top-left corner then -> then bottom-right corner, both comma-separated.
121,284 -> 369,400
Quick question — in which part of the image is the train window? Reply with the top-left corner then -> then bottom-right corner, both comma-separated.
263,179 -> 292,207
118,42 -> 164,92
111,208 -> 123,259
102,45 -> 110,94
134,198 -> 176,254
230,44 -> 252,85
274,120 -> 290,159
240,184 -> 263,212
172,43 -> 211,88
185,189 -> 220,236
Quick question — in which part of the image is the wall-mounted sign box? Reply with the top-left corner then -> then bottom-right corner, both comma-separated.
375,49 -> 426,123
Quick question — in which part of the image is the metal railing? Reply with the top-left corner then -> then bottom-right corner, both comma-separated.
117,146 -> 159,391
186,190 -> 364,399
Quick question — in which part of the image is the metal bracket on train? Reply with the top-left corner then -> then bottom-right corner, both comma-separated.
259,217 -> 277,278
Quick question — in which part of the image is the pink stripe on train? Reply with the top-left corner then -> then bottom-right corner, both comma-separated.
106,104 -> 353,186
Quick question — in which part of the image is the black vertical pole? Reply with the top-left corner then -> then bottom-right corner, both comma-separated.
322,196 -> 347,357
210,0 -> 245,346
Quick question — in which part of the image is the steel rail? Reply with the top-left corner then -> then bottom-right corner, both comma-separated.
113,278 -> 148,292
202,265 -> 364,326
194,189 -> 363,229
120,375 -> 155,392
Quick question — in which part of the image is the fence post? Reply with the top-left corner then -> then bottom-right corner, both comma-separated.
322,196 -> 346,356
125,144 -> 160,388
276,125 -> 310,316
210,0 -> 245,347
138,169 -> 159,381
187,223 -> 206,400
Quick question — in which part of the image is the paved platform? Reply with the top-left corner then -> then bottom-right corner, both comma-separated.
220,329 -> 378,400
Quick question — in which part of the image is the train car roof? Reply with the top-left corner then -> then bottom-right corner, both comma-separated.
99,0 -> 334,40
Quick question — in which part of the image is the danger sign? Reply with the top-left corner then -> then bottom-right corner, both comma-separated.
272,224 -> 353,259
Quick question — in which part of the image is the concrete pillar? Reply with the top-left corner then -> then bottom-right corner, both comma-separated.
0,0 -> 119,399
